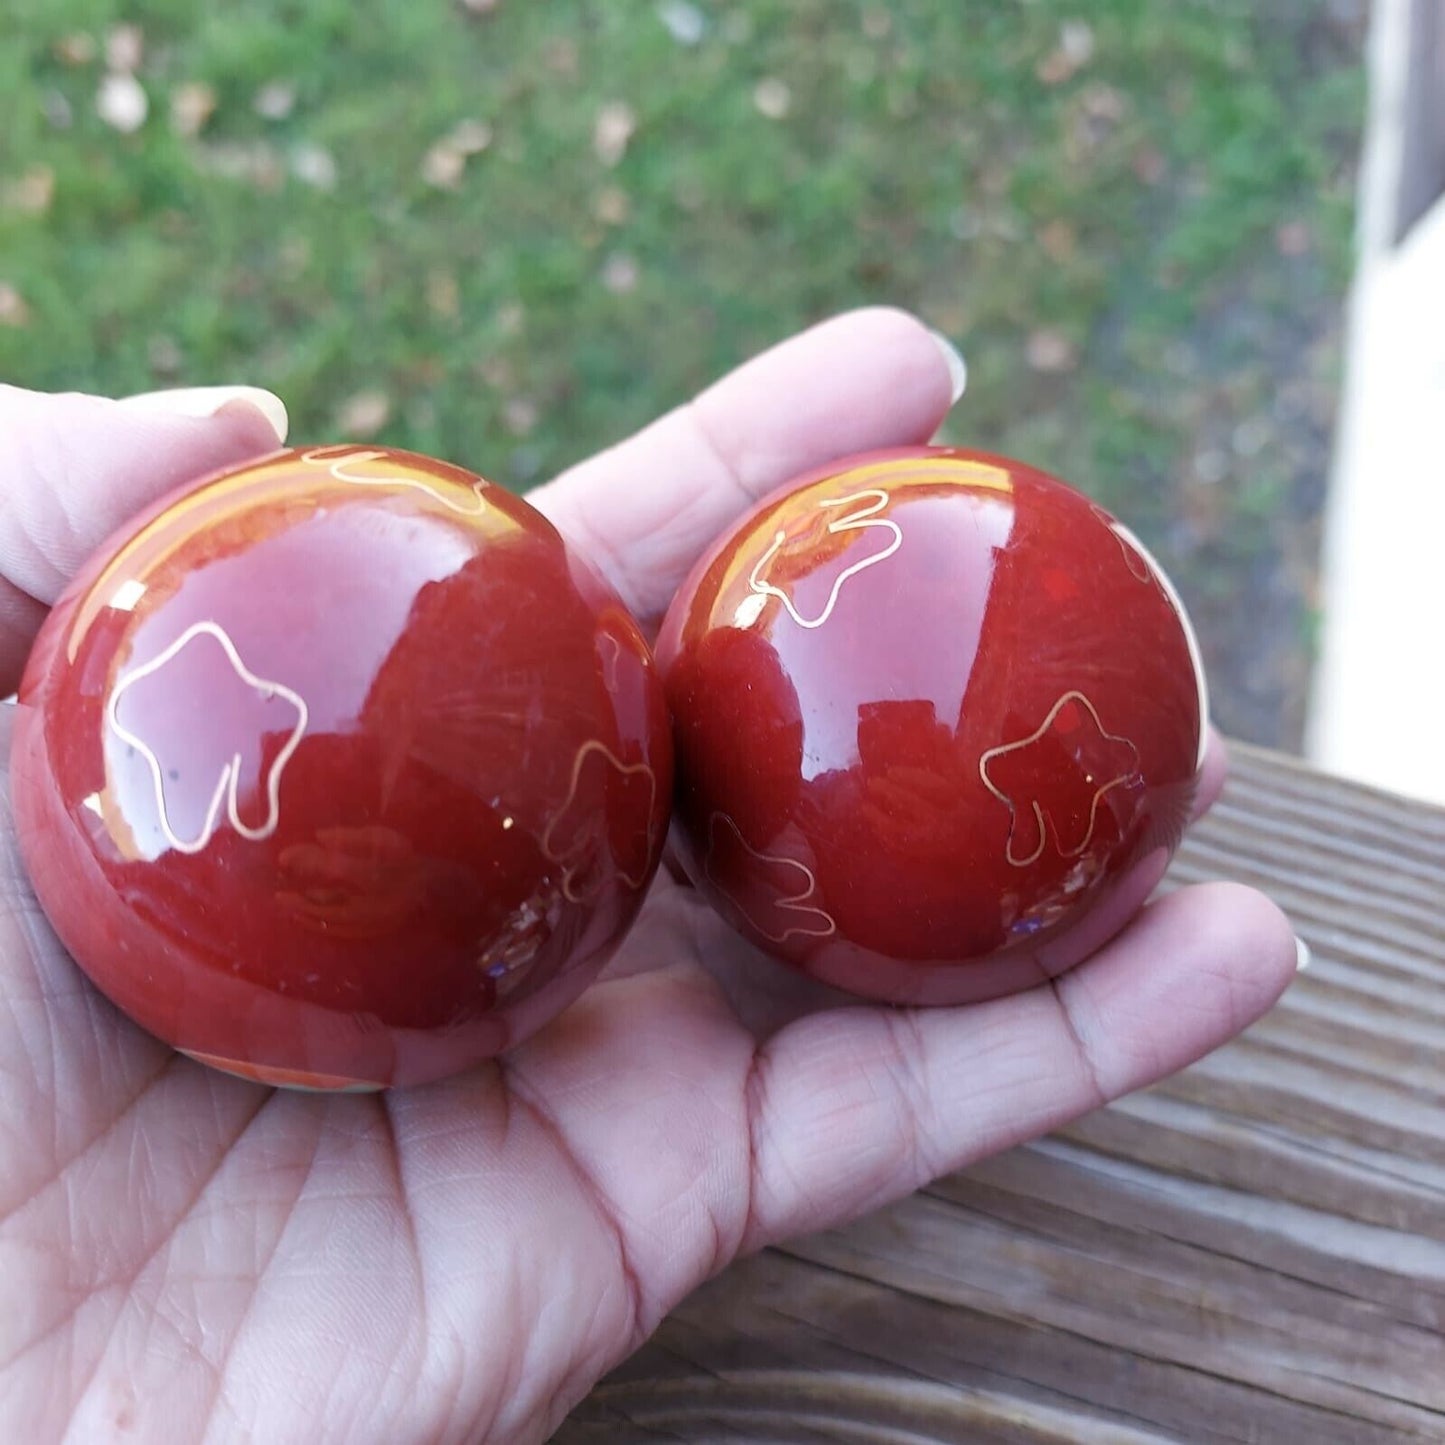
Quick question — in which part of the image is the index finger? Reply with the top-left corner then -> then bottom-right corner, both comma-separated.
529,307 -> 966,627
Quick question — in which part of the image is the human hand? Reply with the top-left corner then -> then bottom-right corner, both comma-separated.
0,310 -> 1298,1443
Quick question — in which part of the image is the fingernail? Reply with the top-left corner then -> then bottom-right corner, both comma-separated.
116,385 -> 289,445
927,328 -> 968,406
1294,935 -> 1311,973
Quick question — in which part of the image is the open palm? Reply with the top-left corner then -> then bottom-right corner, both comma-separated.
0,311 -> 1296,1444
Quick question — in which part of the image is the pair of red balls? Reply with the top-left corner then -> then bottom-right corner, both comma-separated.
8,442 -> 1206,1090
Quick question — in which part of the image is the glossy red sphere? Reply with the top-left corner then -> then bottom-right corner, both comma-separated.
655,446 -> 1207,1005
11,444 -> 672,1088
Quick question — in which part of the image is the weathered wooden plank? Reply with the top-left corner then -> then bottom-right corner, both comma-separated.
558,744 -> 1445,1442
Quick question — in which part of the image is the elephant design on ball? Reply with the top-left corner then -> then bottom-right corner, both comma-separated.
979,691 -> 1142,868
107,620 -> 309,855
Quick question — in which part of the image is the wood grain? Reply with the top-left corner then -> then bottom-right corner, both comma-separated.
558,744 -> 1445,1442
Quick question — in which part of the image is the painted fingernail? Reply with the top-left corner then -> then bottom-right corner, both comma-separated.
1294,935 -> 1311,973
116,385 -> 289,445
928,328 -> 968,405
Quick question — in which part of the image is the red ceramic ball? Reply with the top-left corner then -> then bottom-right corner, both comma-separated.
654,446 -> 1208,1006
10,444 -> 672,1089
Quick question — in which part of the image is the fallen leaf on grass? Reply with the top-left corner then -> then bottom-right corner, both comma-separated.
1038,219 -> 1077,261
504,398 -> 539,436
171,81 -> 217,138
422,119 -> 493,189
601,252 -> 639,293
753,77 -> 791,119
1026,329 -> 1078,373
335,391 -> 392,438
657,1 -> 706,45
106,23 -> 144,74
54,33 -> 97,66
1037,20 -> 1094,85
0,283 -> 31,328
2,166 -> 55,217
97,73 -> 148,132
290,143 -> 338,190
594,102 -> 637,166
254,81 -> 297,121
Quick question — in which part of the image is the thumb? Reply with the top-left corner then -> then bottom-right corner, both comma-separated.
0,383 -> 289,693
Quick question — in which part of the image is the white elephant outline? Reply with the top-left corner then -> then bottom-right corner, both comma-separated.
107,620 -> 309,855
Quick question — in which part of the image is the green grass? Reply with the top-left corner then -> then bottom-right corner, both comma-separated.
0,0 -> 1366,742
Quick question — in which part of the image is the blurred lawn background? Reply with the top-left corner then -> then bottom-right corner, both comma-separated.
1,0 -> 1366,747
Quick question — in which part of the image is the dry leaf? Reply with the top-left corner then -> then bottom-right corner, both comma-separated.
170,81 -> 217,138
593,185 -> 630,225
1038,219 -> 1077,262
1060,21 -> 1094,67
335,390 -> 392,438
1037,19 -> 1094,85
1026,329 -> 1077,373
496,302 -> 525,336
504,398 -> 538,436
449,119 -> 492,155
753,77 -> 791,119
96,73 -> 149,133
421,121 -> 491,189
657,0 -> 706,45
422,143 -> 466,190
3,166 -> 55,217
593,102 -> 637,167
426,269 -> 460,320
290,143 -> 338,190
1080,83 -> 1126,122
1067,84 -> 1127,157
862,8 -> 891,39
0,283 -> 30,327
254,81 -> 296,121
54,33 -> 97,66
1275,220 -> 1311,256
105,23 -> 144,74
601,252 -> 639,294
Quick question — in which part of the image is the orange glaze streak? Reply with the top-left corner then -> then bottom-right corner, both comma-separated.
828,455 -> 1015,494
65,449 -> 505,666
181,1048 -> 380,1091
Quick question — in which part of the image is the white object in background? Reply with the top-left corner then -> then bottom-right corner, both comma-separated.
1307,0 -> 1445,805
